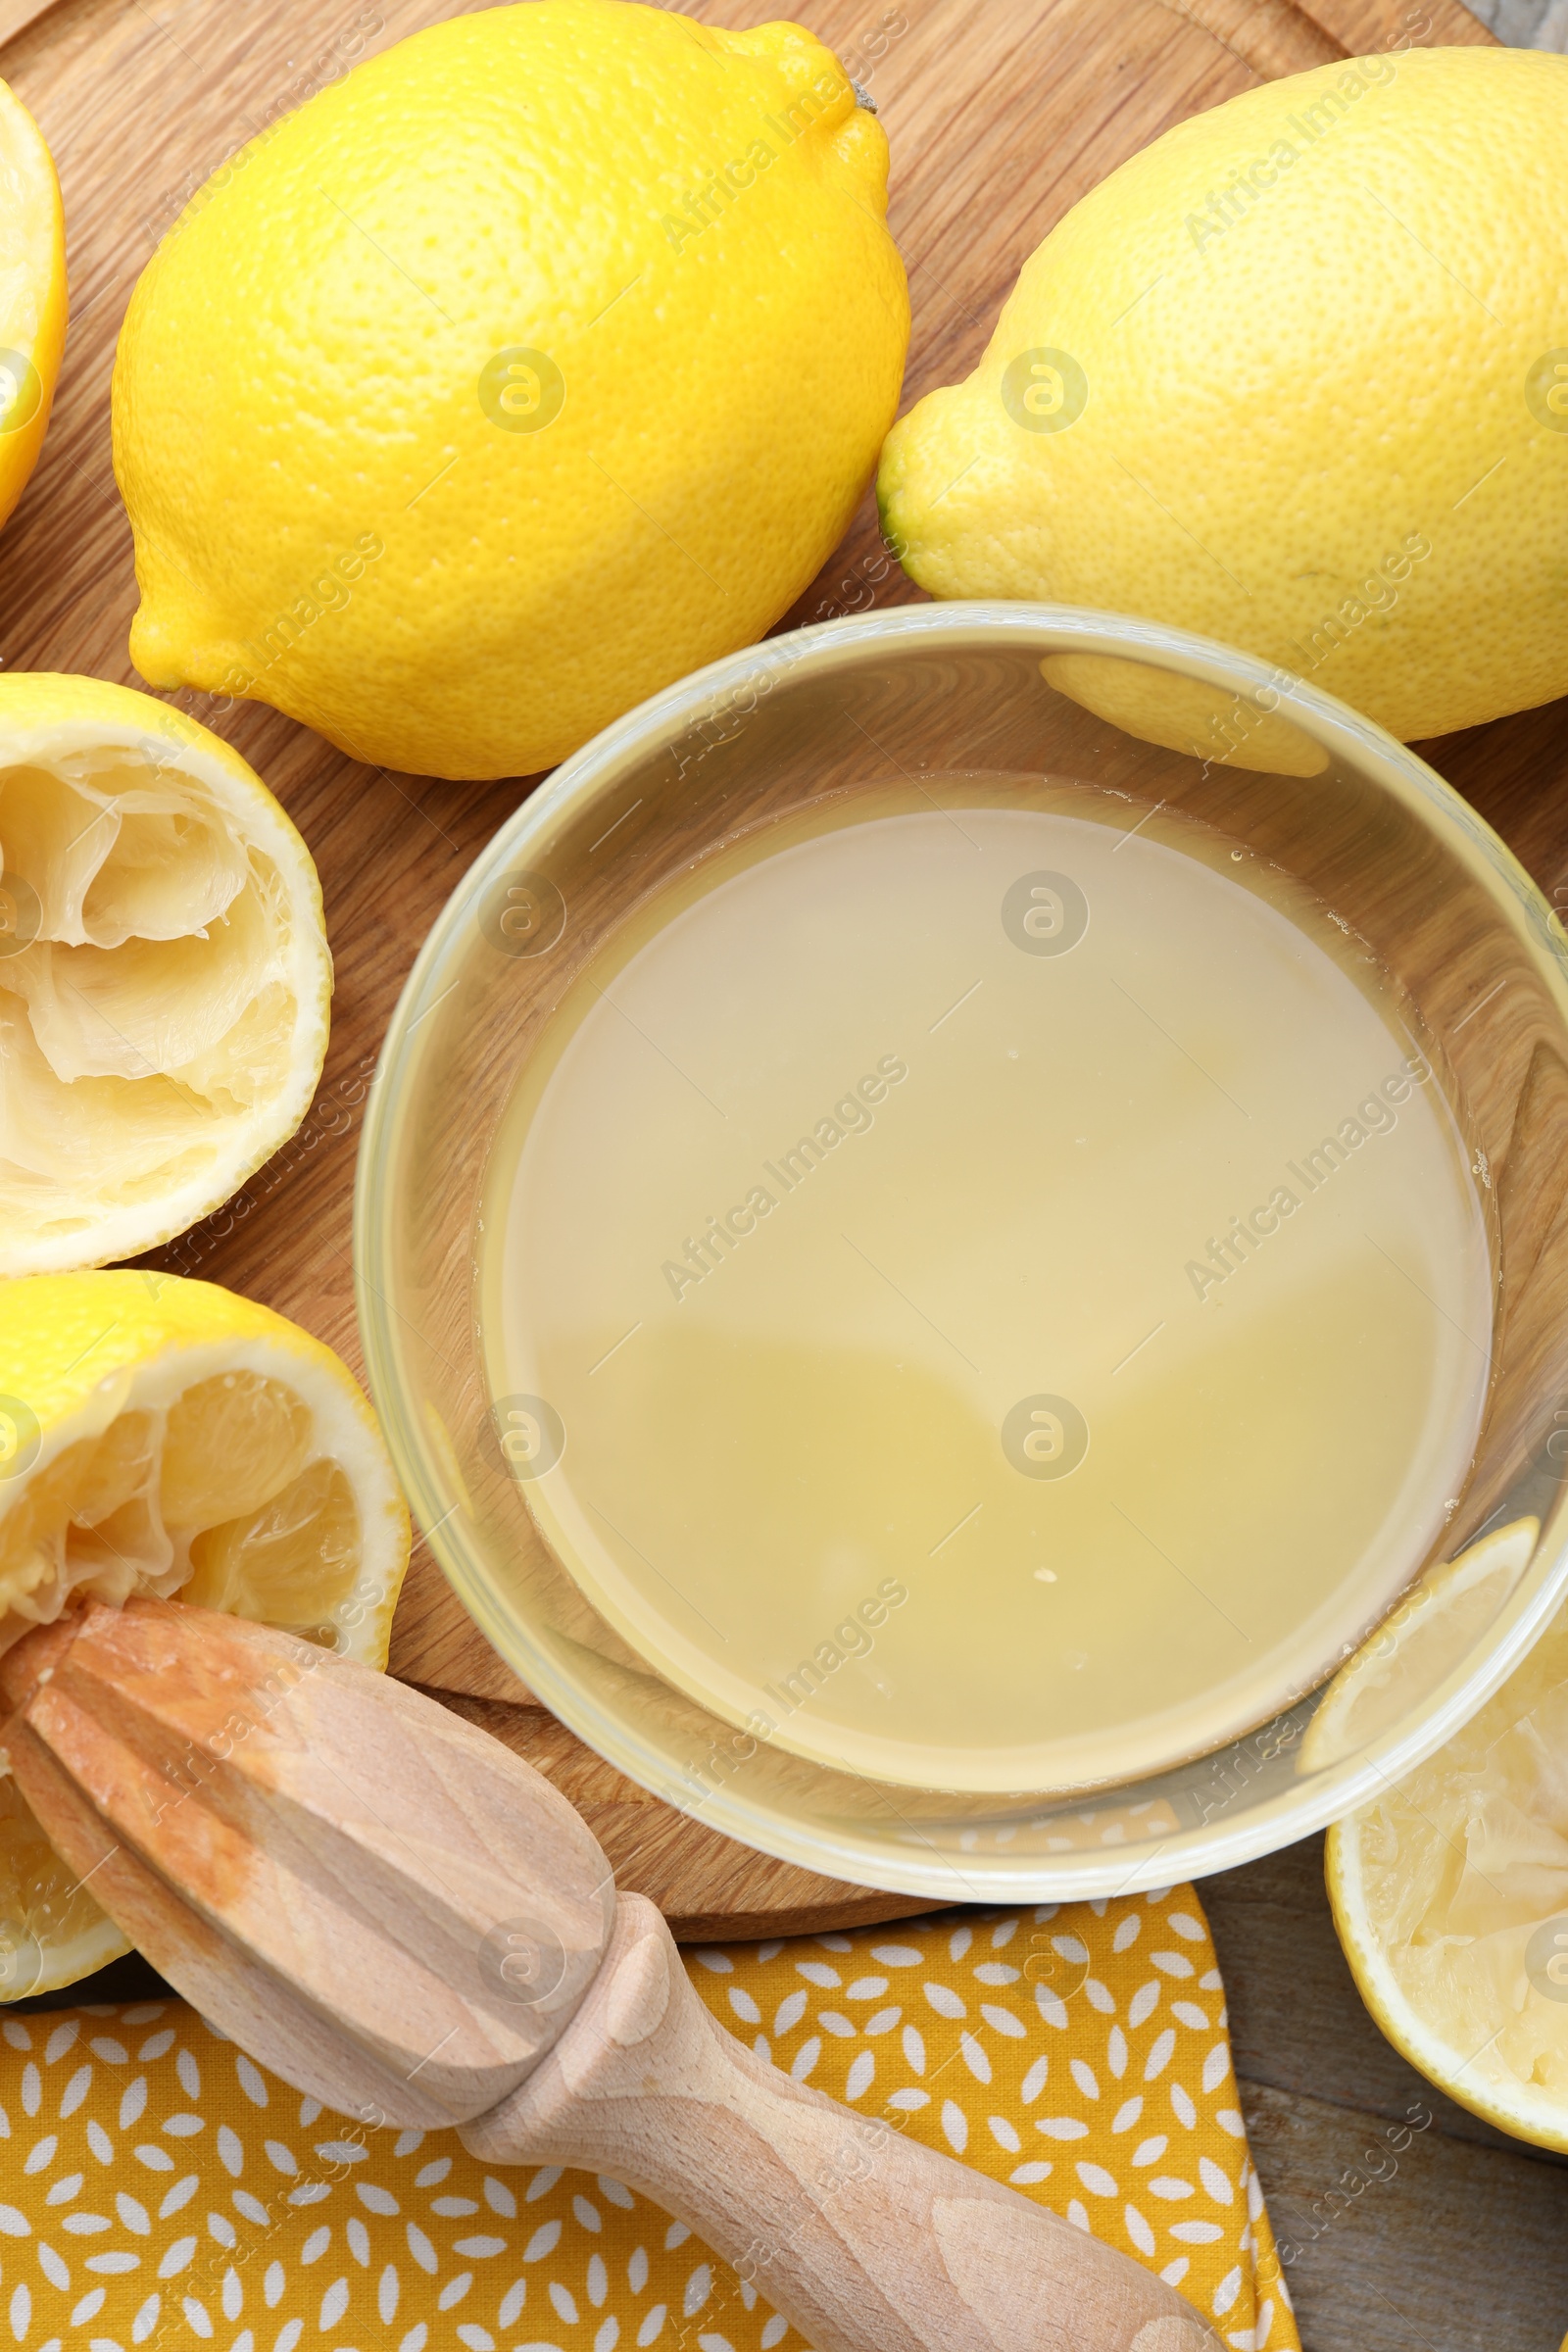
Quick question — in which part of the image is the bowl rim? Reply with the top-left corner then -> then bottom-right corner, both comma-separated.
356,599 -> 1568,1899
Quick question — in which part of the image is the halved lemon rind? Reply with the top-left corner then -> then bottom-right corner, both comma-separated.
1302,1518 -> 1540,1772
0,1272 -> 411,1997
0,1775 -> 131,2000
1326,1529 -> 1568,2154
0,77 -> 67,534
0,674 -> 332,1274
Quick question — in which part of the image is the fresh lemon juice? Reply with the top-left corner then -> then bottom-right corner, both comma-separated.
479,782 -> 1494,1792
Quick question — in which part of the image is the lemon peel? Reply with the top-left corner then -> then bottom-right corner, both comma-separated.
0,674 -> 331,1273
881,49 -> 1568,767
1326,1522 -> 1568,2152
0,77 -> 66,537
0,1271 -> 410,1997
114,0 -> 909,780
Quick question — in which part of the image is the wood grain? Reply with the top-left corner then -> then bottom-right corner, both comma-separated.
1205,1837 -> 1568,2352
1241,2082 -> 1568,2352
427,1689 -> 950,1942
0,0 -> 51,47
0,0 -> 1521,1951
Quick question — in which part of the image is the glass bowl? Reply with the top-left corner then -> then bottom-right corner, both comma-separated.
356,603 -> 1568,1901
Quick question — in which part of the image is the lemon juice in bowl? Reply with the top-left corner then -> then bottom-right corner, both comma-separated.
476,767 -> 1495,1796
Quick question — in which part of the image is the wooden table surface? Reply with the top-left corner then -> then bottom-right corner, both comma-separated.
4,0 -> 1568,2339
1205,1839 -> 1568,2352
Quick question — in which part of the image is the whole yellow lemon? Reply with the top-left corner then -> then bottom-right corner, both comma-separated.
114,0 -> 907,781
879,47 -> 1568,770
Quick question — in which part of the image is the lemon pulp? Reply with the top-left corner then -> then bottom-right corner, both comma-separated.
0,1371 -> 360,1650
0,676 -> 331,1273
1329,1535 -> 1568,2151
0,1271 -> 409,1996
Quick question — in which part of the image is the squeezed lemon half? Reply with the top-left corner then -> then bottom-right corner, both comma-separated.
1325,1522 -> 1568,2151
0,674 -> 331,1274
0,1271 -> 410,1997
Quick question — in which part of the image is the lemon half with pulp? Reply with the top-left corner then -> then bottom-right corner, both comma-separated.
0,1272 -> 410,1997
0,675 -> 332,1272
1324,1521 -> 1568,2150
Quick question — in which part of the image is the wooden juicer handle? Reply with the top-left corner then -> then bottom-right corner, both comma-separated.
0,1601 -> 1220,2352
464,1892 -> 1218,2352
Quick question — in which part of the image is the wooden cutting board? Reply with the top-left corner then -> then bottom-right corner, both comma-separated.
0,0 -> 1507,1939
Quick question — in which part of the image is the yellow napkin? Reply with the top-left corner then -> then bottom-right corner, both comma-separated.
0,1886 -> 1298,2351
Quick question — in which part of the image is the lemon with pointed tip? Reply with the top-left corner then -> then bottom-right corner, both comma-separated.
0,1270 -> 411,1997
113,0 -> 908,781
879,47 -> 1568,772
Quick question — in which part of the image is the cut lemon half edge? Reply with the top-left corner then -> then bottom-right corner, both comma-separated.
0,674 -> 332,1274
0,77 -> 66,535
1325,1518 -> 1568,2151
0,1271 -> 411,1998
1303,1518 -> 1540,1774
